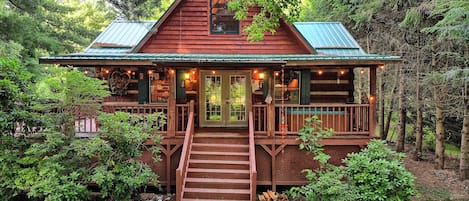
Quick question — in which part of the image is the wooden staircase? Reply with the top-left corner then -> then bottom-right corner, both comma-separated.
181,133 -> 251,201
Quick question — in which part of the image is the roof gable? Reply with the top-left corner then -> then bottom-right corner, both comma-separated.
133,0 -> 314,54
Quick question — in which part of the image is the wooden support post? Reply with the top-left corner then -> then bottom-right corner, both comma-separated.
369,67 -> 377,136
168,68 -> 176,137
267,70 -> 275,137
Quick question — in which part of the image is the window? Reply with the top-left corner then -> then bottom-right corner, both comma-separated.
210,0 -> 239,34
274,70 -> 301,104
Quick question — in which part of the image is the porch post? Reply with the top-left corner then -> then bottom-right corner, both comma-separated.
168,68 -> 176,137
267,69 -> 275,136
369,66 -> 377,136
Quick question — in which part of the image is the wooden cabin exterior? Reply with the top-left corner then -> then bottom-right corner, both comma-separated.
40,0 -> 400,200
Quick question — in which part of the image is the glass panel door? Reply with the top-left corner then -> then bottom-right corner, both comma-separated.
199,70 -> 250,127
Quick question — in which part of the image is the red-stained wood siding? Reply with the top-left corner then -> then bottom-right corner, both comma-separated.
138,0 -> 311,54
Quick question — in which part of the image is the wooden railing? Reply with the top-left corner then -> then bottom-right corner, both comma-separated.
276,104 -> 370,135
73,102 -> 190,136
252,104 -> 267,135
252,104 -> 371,136
248,112 -> 257,201
176,101 -> 195,201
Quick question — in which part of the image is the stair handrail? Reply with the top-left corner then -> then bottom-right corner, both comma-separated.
248,111 -> 257,201
176,101 -> 195,201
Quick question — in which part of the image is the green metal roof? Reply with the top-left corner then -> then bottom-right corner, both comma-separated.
85,20 -> 157,53
42,53 -> 400,63
294,22 -> 366,56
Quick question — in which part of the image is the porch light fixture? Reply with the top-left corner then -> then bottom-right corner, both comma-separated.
127,70 -> 132,74
360,69 -> 365,74
184,73 -> 190,80
148,70 -> 153,75
379,64 -> 385,70
105,69 -> 110,74
212,70 -> 216,74
369,96 -> 375,103
340,70 -> 346,75
259,72 -> 265,80
318,70 -> 323,75
84,69 -> 89,74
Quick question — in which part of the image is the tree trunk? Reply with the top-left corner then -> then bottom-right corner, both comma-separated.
384,66 -> 399,140
460,86 -> 469,180
396,65 -> 406,152
434,86 -> 445,169
414,62 -> 423,160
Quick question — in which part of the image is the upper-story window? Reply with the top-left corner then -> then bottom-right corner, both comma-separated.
211,0 -> 239,34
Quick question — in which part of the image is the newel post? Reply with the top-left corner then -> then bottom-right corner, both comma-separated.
168,68 -> 176,137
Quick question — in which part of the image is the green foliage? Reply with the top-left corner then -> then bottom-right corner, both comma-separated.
14,132 -> 91,201
0,55 -> 42,135
423,126 -> 436,151
104,0 -> 163,20
287,166 -> 357,201
344,140 -> 418,201
36,67 -> 110,135
422,0 -> 469,42
228,0 -> 301,41
297,116 -> 334,166
91,112 -> 165,200
292,130 -> 418,201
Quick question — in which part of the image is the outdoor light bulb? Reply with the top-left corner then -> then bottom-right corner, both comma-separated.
259,73 -> 265,79
275,72 -> 279,76
84,70 -> 89,74
212,71 -> 216,74
360,70 -> 365,74
148,70 -> 153,75
127,70 -> 132,74
379,65 -> 385,70
170,69 -> 175,74
254,70 -> 258,74
340,70 -> 346,75
318,70 -> 323,75
105,70 -> 110,74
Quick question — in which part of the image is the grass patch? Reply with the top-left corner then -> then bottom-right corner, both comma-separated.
415,183 -> 452,201
444,143 -> 460,159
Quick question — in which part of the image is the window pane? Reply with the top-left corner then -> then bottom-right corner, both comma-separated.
211,0 -> 239,34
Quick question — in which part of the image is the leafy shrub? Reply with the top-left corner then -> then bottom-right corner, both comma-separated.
289,116 -> 418,201
91,112 -> 165,200
344,140 -> 418,201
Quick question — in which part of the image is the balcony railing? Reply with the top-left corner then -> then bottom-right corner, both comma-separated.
253,104 -> 371,136
74,102 -> 189,136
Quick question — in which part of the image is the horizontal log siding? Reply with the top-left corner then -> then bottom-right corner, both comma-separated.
139,0 -> 309,54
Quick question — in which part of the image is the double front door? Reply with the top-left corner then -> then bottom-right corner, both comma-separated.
199,70 -> 251,127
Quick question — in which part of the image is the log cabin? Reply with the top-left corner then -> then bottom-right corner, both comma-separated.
40,0 -> 400,200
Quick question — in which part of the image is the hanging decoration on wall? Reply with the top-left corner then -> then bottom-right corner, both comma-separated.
109,69 -> 130,96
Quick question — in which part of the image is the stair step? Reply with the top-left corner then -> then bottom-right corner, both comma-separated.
192,143 -> 249,148
190,150 -> 249,160
188,168 -> 249,174
191,151 -> 249,156
183,188 -> 250,200
192,143 -> 249,152
187,168 -> 249,179
186,177 -> 249,184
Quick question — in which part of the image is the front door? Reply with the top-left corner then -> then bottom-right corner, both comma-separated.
199,70 -> 251,127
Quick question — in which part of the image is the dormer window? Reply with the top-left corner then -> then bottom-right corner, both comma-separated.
210,0 -> 239,34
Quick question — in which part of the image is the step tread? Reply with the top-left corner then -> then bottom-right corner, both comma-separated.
191,151 -> 249,156
189,159 -> 249,165
186,177 -> 250,184
188,168 -> 249,174
184,187 -> 250,194
192,143 -> 249,148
